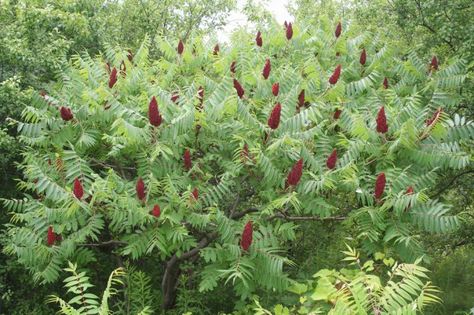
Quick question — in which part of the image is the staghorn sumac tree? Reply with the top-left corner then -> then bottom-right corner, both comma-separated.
2,18 -> 473,311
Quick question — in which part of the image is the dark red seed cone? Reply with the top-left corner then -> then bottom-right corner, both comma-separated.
230,61 -> 236,74
256,31 -> 263,47
376,106 -> 388,134
136,177 -> 146,201
298,89 -> 305,108
326,149 -> 337,170
262,59 -> 271,79
60,107 -> 73,121
268,103 -> 282,130
360,48 -> 367,65
426,108 -> 443,126
334,109 -> 342,119
406,186 -> 414,195
272,82 -> 279,96
109,67 -> 118,88
240,221 -> 253,251
171,93 -> 179,103
335,22 -> 342,38
383,77 -> 389,89
329,65 -> 342,85
151,204 -> 161,217
148,96 -> 163,127
430,56 -> 438,71
286,22 -> 293,40
287,159 -> 303,187
149,96 -> 163,126
374,172 -> 386,200
213,44 -> 220,55
177,40 -> 184,55
47,226 -> 55,246
73,178 -> 84,200
183,149 -> 192,170
233,79 -> 245,99
191,188 -> 199,200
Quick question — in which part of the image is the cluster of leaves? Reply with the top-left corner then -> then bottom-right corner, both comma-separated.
251,247 -> 440,315
2,14 -> 472,312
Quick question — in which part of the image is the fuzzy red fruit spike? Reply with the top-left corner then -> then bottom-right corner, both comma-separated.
326,149 -> 338,170
127,50 -> 134,62
262,59 -> 271,79
151,204 -> 161,217
335,22 -> 342,38
272,82 -> 280,96
213,44 -> 220,55
256,31 -> 263,47
430,56 -> 438,71
109,67 -> 118,88
376,106 -> 388,134
268,103 -> 282,130
287,158 -> 303,187
360,48 -> 367,65
374,172 -> 386,200
183,149 -> 192,170
298,89 -> 305,108
287,159 -> 304,187
192,188 -> 199,200
233,79 -> 245,99
148,96 -> 162,127
334,109 -> 342,119
60,107 -> 73,121
73,178 -> 84,200
230,61 -> 236,74
329,64 -> 342,85
286,22 -> 293,40
136,177 -> 146,201
177,39 -> 184,55
406,186 -> 414,195
383,77 -> 389,89
240,221 -> 253,251
171,93 -> 179,103
426,108 -> 443,126
47,226 -> 55,246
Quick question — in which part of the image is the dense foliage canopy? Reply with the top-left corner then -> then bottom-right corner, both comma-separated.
0,0 -> 473,314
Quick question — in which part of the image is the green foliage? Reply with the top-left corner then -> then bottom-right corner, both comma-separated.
251,247 -> 440,315
1,1 -> 473,313
48,262 -> 126,315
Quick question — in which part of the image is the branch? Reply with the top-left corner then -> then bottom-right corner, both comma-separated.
230,207 -> 259,220
80,240 -> 127,247
178,232 -> 218,261
268,213 -> 347,222
414,0 -> 455,50
430,169 -> 474,198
